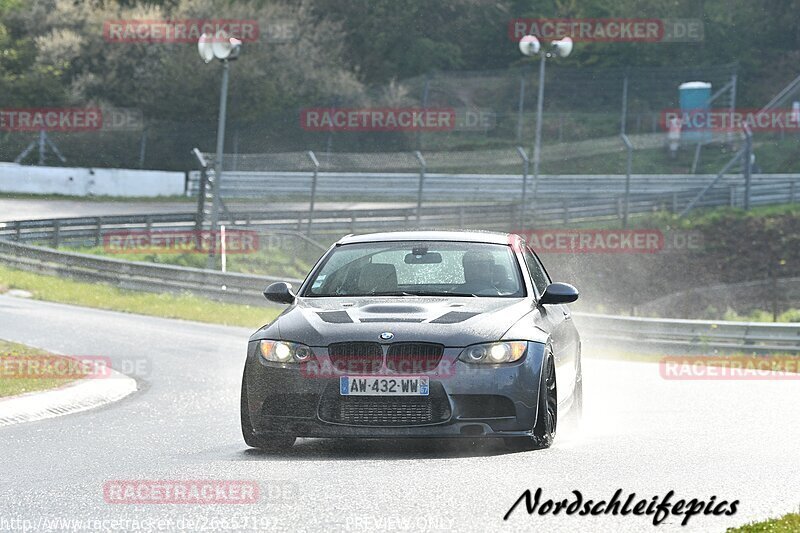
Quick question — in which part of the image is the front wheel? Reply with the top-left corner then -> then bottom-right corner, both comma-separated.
505,346 -> 557,451
241,372 -> 296,452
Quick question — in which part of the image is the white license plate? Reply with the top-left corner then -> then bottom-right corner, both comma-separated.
339,376 -> 429,396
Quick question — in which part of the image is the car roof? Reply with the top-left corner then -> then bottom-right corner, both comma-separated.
337,230 -> 518,246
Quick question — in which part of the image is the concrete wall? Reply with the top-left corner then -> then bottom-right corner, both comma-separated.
0,163 -> 185,197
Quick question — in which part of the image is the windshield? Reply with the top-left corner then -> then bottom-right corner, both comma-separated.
303,241 -> 525,297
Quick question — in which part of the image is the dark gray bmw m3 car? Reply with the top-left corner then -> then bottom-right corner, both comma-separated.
241,230 -> 582,451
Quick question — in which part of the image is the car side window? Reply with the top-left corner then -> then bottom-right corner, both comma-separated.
524,247 -> 550,297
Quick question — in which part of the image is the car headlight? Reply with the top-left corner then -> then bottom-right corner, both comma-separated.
259,340 -> 314,363
458,341 -> 527,364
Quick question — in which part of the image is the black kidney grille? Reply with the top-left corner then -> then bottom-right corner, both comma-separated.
385,343 -> 444,372
328,342 -> 384,373
319,384 -> 451,427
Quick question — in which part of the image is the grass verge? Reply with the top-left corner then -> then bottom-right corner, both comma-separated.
62,244 -> 313,279
0,264 -> 278,328
0,339 -> 77,398
728,513 -> 800,532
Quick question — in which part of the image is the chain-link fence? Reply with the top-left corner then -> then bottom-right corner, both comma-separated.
4,63 -> 768,173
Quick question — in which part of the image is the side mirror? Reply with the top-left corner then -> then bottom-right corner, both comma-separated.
263,282 -> 295,304
539,282 -> 579,305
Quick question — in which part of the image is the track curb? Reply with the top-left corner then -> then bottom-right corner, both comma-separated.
0,368 -> 137,427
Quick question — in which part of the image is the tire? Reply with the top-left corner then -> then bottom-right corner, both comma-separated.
505,345 -> 557,451
240,372 -> 296,452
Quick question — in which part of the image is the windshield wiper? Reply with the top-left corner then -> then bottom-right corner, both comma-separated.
325,290 -> 481,297
400,290 -> 457,296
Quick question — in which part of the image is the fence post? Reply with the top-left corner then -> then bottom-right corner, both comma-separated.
95,217 -> 102,247
14,221 -> 20,241
516,69 -> 527,143
620,69 -> 629,135
562,199 -> 569,225
791,180 -> 797,203
307,150 -> 320,236
52,220 -> 60,248
138,127 -> 148,169
729,186 -> 736,207
620,134 -> 633,227
414,151 -> 426,228
191,148 -> 209,234
516,146 -> 530,229
743,125 -> 752,211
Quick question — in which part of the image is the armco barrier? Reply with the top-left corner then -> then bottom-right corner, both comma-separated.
0,239 -> 299,305
573,312 -> 800,354
0,236 -> 798,354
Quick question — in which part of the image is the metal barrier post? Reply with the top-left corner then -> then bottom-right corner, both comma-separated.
621,134 -> 633,228
517,146 -> 530,228
52,220 -> 60,248
414,151 -> 426,228
307,151 -> 320,236
743,125 -> 752,211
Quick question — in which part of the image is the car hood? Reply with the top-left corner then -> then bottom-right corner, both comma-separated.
252,297 -> 535,347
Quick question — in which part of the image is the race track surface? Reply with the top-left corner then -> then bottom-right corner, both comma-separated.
0,295 -> 797,532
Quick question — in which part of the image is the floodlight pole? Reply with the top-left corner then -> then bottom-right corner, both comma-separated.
519,36 -> 572,213
532,54 -> 546,189
207,59 -> 230,270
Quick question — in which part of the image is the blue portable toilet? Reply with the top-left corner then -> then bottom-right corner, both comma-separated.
678,81 -> 712,143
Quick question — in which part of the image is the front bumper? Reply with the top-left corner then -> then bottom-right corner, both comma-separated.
243,342 -> 546,439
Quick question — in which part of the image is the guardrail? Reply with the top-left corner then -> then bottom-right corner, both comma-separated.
0,239 -> 300,305
2,185 -> 798,246
573,312 -> 800,354
187,170 -> 800,205
185,171 -> 800,226
1,236 -> 798,354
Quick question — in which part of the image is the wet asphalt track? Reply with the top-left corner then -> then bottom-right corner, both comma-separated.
0,294 -> 798,532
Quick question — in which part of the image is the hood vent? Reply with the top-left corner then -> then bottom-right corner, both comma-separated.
430,311 -> 480,324
360,318 -> 425,323
317,311 -> 354,323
